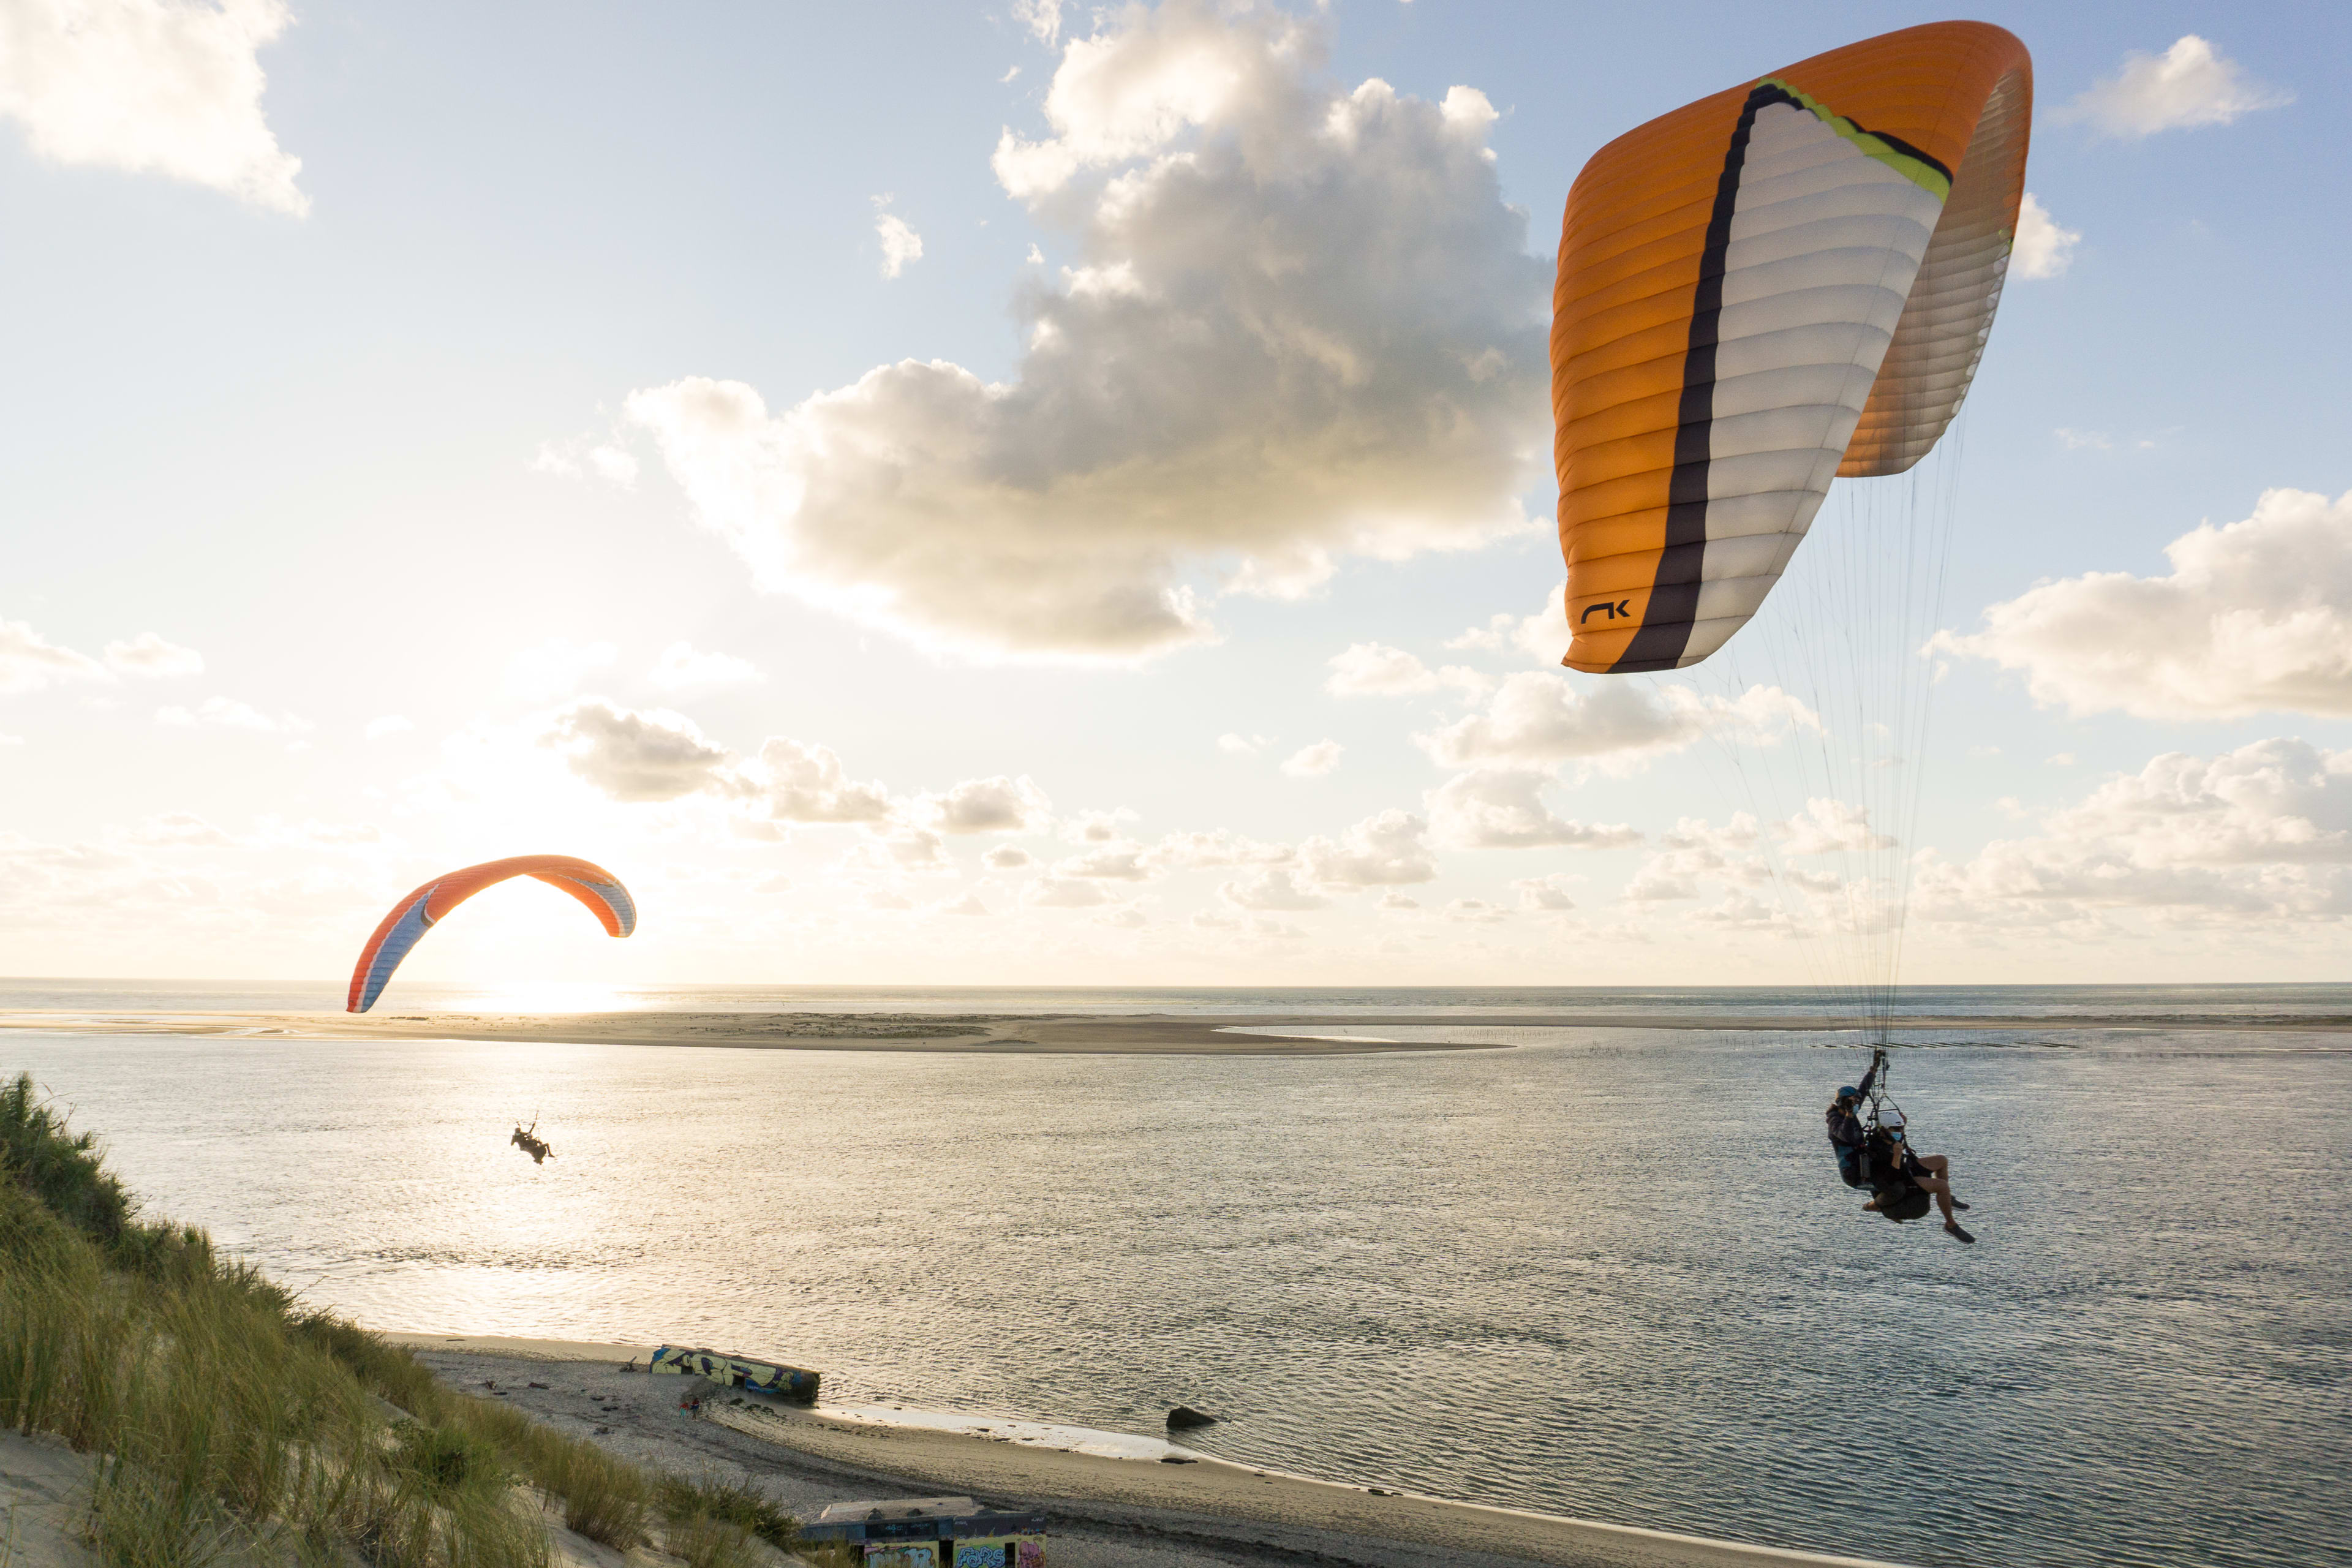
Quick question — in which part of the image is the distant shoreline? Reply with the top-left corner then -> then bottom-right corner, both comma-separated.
4,1006 -> 2350,1054
390,1333 -> 1904,1568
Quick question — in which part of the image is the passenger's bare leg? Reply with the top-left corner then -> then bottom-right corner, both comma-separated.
1916,1175 -> 1956,1222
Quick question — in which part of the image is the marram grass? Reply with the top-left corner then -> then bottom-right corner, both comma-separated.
0,1072 -> 796,1566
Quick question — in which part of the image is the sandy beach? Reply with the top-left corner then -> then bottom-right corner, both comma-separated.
5,1006 -> 2348,1057
382,1335 -> 1901,1568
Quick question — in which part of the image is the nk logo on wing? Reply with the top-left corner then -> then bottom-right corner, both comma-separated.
1580,600 -> 1634,623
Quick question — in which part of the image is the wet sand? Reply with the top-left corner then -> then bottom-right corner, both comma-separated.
392,1336 -> 1902,1568
5,1006 -> 2347,1056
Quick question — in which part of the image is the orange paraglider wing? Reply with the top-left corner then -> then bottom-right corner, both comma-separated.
1553,21 -> 2030,673
345,855 -> 635,1012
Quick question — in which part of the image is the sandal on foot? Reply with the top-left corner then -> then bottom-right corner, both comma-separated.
1953,1199 -> 1971,1212
1945,1221 -> 1975,1243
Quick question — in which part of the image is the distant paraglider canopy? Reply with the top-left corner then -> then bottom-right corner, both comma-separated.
346,854 -> 636,1013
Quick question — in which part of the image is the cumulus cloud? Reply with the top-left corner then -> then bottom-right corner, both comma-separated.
1323,641 -> 1488,698
983,844 -> 1034,870
1055,843 -> 1151,880
2061,36 -> 2291,138
927,775 -> 1052,834
154,695 -> 306,733
532,437 -> 639,488
1932,489 -> 2352,719
1025,876 -> 1114,908
1418,673 -> 1815,773
1012,0 -> 1060,47
1447,592 -> 1568,666
1514,873 -> 1577,912
1915,739 -> 2352,929
101,631 -> 202,677
504,638 -> 617,701
2011,193 -> 2079,280
0,0 -> 307,213
1144,829 -> 1292,870
1280,739 -> 1342,778
758,737 -> 892,824
1220,864 -> 1327,911
0,616 -> 107,693
1427,769 -> 1642,850
1299,809 -> 1433,887
647,641 -> 763,691
543,699 -> 739,802
1442,897 -> 1506,924
622,0 -> 1546,660
1216,732 -> 1268,755
873,198 -> 924,277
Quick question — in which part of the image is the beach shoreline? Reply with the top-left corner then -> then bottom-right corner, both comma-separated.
4,1006 -> 2348,1057
388,1334 -> 1904,1568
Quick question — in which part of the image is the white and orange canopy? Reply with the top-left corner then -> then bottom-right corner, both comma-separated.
1553,21 -> 2032,673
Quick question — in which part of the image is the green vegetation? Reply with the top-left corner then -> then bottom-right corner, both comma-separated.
0,1072 -> 794,1567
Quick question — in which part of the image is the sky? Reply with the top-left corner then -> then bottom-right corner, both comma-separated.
3,0 -> 2348,990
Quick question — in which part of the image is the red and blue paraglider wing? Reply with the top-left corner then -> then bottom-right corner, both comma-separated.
346,854 -> 636,1012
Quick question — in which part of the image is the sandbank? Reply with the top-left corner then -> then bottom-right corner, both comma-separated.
392,1335 -> 1902,1568
2,1005 -> 2347,1056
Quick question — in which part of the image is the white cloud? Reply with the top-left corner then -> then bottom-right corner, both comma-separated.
1011,0 -> 1060,47
0,0 -> 307,213
2011,193 -> 2079,280
1447,593 -> 1567,666
0,616 -> 108,693
937,891 -> 992,917
131,810 -> 232,846
542,698 -> 739,803
1025,876 -> 1113,908
983,844 -> 1033,870
504,638 -> 617,700
1299,809 -> 1433,887
363,714 -> 413,741
1427,769 -> 1642,850
2062,36 -> 2291,138
647,641 -> 764,691
1418,673 -> 1815,774
1060,807 -> 1136,842
1216,732 -> 1268,755
1280,740 -> 1342,778
1932,489 -> 2352,719
1144,829 -> 1292,870
532,437 -> 640,488
1323,641 -> 1488,698
874,202 -> 925,278
2056,428 -> 2112,451
624,1 -> 1545,661
927,775 -> 1052,834
758,737 -> 892,824
1514,874 -> 1577,912
1055,843 -> 1150,880
1376,891 -> 1418,911
1442,897 -> 1506,924
1914,739 -> 2352,930
1777,799 -> 1894,856
101,631 -> 202,677
154,695 -> 306,733
1219,864 -> 1327,911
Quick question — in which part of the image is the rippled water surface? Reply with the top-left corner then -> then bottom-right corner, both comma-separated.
4,987 -> 2348,1568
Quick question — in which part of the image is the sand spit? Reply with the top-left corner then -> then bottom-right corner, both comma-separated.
3,1006 -> 2348,1056
398,1341 -> 1904,1568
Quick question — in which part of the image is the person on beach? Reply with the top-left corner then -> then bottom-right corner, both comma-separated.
1861,1110 -> 1974,1243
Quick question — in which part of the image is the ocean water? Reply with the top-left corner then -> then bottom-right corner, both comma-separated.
2,983 -> 2347,1568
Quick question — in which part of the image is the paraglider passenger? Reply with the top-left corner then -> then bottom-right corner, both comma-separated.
1861,1109 -> 1973,1243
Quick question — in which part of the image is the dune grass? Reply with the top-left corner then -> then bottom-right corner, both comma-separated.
0,1071 -> 795,1567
